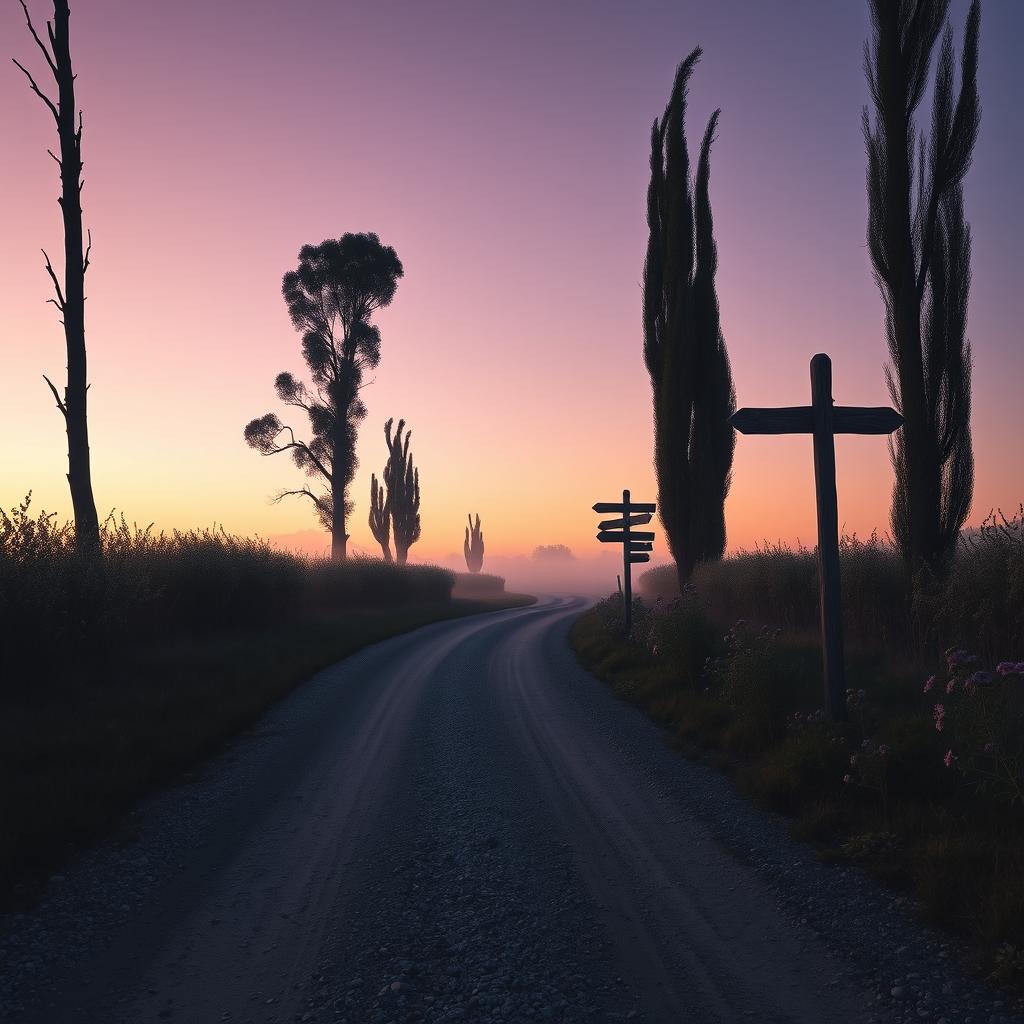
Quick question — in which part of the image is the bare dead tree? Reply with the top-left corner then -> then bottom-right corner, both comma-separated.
13,0 -> 100,552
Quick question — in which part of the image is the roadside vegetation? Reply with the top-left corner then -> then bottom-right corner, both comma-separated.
572,509 -> 1024,985
0,497 -> 533,907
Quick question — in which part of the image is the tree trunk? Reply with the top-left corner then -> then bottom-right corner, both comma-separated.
331,477 -> 347,561
53,0 -> 100,553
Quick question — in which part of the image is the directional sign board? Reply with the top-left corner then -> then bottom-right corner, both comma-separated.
593,501 -> 656,515
592,490 -> 656,636
598,513 -> 653,531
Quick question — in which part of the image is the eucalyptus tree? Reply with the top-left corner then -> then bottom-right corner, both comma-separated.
14,0 -> 100,552
863,0 -> 980,570
245,234 -> 403,560
643,48 -> 735,586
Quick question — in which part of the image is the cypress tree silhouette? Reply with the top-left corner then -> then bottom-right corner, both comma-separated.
14,0 -> 100,553
863,0 -> 979,571
464,514 -> 484,574
384,418 -> 420,566
244,234 -> 403,560
643,48 -> 735,587
368,473 -> 392,562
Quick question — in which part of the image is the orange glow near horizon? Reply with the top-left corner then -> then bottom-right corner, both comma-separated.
1,1 -> 1020,569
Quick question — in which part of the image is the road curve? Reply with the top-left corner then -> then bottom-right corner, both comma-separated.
7,597 -> 879,1023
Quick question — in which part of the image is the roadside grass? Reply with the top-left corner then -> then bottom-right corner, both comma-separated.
572,514 -> 1024,986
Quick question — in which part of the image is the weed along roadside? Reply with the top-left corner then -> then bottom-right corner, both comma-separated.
0,505 -> 534,909
570,519 -> 1024,989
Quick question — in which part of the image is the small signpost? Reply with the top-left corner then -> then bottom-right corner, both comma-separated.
730,353 -> 903,720
593,490 -> 657,636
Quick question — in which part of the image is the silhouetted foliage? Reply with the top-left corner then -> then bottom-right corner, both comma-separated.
643,48 -> 736,589
368,473 -> 392,562
533,544 -> 574,562
13,0 -> 100,553
464,513 -> 484,574
244,234 -> 403,560
384,418 -> 421,566
0,494 -> 455,693
863,0 -> 980,571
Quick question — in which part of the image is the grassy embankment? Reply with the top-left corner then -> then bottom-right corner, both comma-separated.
571,513 -> 1024,984
0,498 -> 533,907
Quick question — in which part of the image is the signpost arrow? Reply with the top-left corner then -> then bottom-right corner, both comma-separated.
596,530 -> 655,544
598,513 -> 653,531
628,553 -> 650,564
730,353 -> 903,720
593,501 -> 657,514
628,541 -> 653,552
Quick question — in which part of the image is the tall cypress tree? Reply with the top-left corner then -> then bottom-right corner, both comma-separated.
863,0 -> 979,570
643,49 -> 735,586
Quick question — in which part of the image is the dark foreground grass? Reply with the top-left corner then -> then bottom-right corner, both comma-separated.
571,596 -> 1024,988
0,584 -> 534,909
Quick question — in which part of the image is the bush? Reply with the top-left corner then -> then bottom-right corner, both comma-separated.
0,497 -> 455,694
451,572 -> 506,599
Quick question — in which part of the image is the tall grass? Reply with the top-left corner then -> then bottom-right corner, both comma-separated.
0,495 -> 455,693
638,510 -> 1024,661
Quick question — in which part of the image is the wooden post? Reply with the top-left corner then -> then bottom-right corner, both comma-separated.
622,489 -> 632,637
810,354 -> 847,721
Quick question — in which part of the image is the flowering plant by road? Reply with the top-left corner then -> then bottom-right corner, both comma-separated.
927,648 -> 1024,807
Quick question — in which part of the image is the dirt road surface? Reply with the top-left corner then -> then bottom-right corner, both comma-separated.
4,597 -> 1012,1024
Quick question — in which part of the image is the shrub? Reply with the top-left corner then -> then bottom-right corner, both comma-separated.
0,497 -> 455,695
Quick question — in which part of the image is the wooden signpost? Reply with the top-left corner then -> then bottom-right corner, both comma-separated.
730,353 -> 903,720
592,490 -> 656,636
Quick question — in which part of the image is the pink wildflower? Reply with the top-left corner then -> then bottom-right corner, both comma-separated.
923,675 -> 936,694
933,703 -> 946,732
842,774 -> 852,785
944,749 -> 955,769
945,678 -> 956,694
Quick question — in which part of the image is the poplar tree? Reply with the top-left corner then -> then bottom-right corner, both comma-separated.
643,48 -> 735,586
863,0 -> 980,570
383,418 -> 420,566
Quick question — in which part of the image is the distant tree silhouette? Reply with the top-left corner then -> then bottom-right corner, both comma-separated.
863,0 -> 979,571
383,418 -> 420,565
368,473 -> 392,561
244,234 -> 403,560
533,544 -> 574,562
464,514 -> 484,573
14,0 -> 100,553
643,48 -> 735,588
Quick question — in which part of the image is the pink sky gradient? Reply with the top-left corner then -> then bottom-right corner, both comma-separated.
1,1 -> 1020,569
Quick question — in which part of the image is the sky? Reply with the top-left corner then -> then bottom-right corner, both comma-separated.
1,0 -> 1021,580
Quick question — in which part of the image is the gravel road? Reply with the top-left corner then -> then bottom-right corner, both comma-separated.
2,596 -> 1021,1024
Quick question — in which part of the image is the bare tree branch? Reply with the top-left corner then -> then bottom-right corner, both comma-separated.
42,374 -> 67,417
40,249 -> 66,310
82,229 -> 92,275
17,0 -> 57,75
11,57 -> 58,122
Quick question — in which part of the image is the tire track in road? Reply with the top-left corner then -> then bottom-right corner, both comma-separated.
494,604 -> 868,1024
